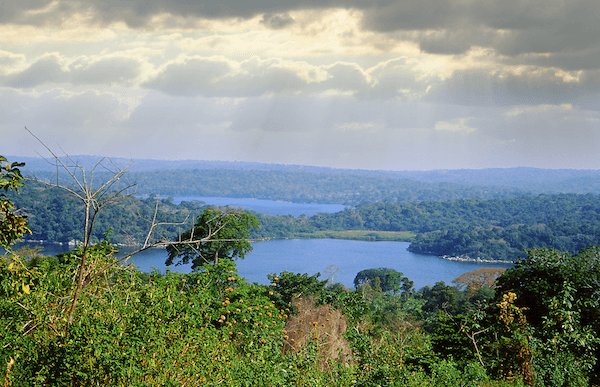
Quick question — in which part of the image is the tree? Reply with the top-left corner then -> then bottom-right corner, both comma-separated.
0,155 -> 30,249
353,267 -> 413,294
453,267 -> 506,294
166,207 -> 259,269
495,247 -> 600,384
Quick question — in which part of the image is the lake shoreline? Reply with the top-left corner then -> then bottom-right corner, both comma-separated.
20,235 -> 514,265
441,254 -> 515,264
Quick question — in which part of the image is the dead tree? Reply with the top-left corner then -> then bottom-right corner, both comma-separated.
25,127 -> 256,331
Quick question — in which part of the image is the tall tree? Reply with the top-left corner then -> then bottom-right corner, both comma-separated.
354,267 -> 413,294
166,207 -> 259,269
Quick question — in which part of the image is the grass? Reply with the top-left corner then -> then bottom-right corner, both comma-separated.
299,230 -> 416,242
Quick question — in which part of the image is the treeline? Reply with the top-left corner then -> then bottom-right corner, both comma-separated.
9,181 -> 206,245
10,181 -> 600,261
27,168 -> 519,205
19,156 -> 600,203
257,194 -> 600,260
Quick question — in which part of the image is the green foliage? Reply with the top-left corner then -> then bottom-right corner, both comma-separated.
289,229 -> 415,241
496,247 -> 600,384
3,239 -> 570,385
9,180 -> 205,245
254,193 -> 600,261
11,172 -> 600,264
4,165 -> 598,385
166,207 -> 259,269
1,242 -> 351,385
0,156 -> 30,249
354,267 -> 414,294
267,271 -> 327,308
407,195 -> 600,260
430,360 -> 491,387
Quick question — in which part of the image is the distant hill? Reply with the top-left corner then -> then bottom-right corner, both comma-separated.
10,155 -> 600,204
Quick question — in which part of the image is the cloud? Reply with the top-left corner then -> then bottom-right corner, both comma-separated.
2,1 -> 600,170
364,58 -> 430,99
3,1 -> 600,72
145,57 -> 233,96
126,91 -> 233,131
0,1 -> 339,27
427,67 -> 596,107
146,56 -> 312,97
0,87 -> 137,156
417,29 -> 493,55
312,62 -> 370,94
145,55 -> 434,98
467,103 -> 600,168
1,54 -> 144,88
0,50 -> 25,70
4,54 -> 66,88
4,85 -> 599,169
70,56 -> 144,84
360,1 -> 600,59
434,118 -> 477,134
261,13 -> 294,29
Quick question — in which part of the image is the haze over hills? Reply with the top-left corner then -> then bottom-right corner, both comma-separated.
11,155 -> 600,204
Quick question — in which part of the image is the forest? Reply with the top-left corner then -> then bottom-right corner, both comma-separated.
11,179 -> 600,262
281,195 -> 600,261
17,155 -> 600,205
1,156 -> 600,385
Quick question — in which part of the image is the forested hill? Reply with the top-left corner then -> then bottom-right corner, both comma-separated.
11,178 -> 600,261
257,194 -> 600,261
13,155 -> 600,204
10,181 -> 205,245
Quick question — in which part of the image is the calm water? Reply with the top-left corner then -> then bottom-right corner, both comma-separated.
126,239 -> 512,290
170,195 -> 346,216
11,197 -> 511,289
11,240 -> 512,290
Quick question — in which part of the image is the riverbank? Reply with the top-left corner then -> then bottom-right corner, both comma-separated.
279,230 -> 416,242
441,255 -> 515,264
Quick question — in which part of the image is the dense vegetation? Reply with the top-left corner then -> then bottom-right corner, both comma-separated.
258,194 -> 600,260
3,156 -> 600,385
0,157 -> 29,249
3,243 -> 600,384
18,156 -> 600,204
8,180 -> 205,245
28,167 -> 517,206
10,179 -> 600,261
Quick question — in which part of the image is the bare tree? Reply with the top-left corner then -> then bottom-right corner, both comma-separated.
26,127 -> 138,325
25,127 -> 258,330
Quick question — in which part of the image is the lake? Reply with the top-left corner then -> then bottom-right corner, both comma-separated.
7,195 -> 513,290
126,239 -> 512,290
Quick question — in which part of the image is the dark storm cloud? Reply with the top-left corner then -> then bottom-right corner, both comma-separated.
4,0 -> 599,68
261,13 -> 295,29
0,0 -> 339,26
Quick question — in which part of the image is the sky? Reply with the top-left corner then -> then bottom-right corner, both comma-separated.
1,1 -> 599,170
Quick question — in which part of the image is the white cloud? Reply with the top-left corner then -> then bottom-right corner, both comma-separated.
434,118 -> 477,134
1,54 -> 145,88
505,103 -> 573,118
0,50 -> 25,72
